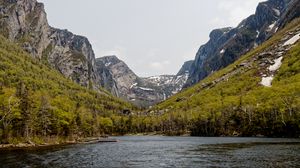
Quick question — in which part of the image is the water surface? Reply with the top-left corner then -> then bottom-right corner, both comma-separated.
0,136 -> 299,168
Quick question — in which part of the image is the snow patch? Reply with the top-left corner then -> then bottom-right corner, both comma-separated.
261,56 -> 284,87
130,83 -> 137,89
256,30 -> 260,38
105,62 -> 111,67
253,42 -> 258,49
268,22 -> 276,30
269,57 -> 283,72
261,76 -> 274,87
283,33 -> 300,46
138,87 -> 154,91
220,49 -> 225,54
149,76 -> 160,80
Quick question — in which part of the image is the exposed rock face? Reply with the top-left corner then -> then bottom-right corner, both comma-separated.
184,0 -> 299,87
0,0 -> 98,88
96,56 -> 190,107
277,0 -> 300,29
0,0 -> 191,106
96,56 -> 139,99
176,60 -> 193,76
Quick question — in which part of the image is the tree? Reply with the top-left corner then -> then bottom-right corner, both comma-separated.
0,88 -> 20,143
37,95 -> 51,136
16,81 -> 32,139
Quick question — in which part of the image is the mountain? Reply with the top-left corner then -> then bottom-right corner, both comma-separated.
184,0 -> 300,87
96,55 -> 139,100
0,0 -> 99,88
0,0 -> 191,106
148,18 -> 300,136
0,34 -> 136,144
96,56 -> 190,107
176,60 -> 193,76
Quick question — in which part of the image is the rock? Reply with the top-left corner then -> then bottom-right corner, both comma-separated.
176,60 -> 193,76
259,62 -> 266,67
266,58 -> 274,64
184,0 -> 299,88
239,62 -> 249,67
95,56 -> 190,107
0,0 -> 100,88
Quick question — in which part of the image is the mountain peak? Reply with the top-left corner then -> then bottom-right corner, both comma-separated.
209,27 -> 232,41
177,60 -> 193,76
184,0 -> 299,87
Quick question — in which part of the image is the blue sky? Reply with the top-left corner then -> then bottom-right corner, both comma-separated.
39,0 -> 264,77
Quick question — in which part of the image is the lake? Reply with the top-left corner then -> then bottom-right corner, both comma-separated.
0,136 -> 299,168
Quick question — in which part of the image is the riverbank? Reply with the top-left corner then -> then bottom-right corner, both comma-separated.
0,137 -> 117,151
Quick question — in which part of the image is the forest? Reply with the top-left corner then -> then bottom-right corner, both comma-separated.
0,20 -> 300,146
0,35 -> 136,144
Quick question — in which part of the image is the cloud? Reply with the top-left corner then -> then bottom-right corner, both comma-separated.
209,17 -> 227,28
95,45 -> 127,60
149,60 -> 170,71
214,0 -> 265,27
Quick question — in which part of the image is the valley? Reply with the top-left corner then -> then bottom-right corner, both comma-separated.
0,0 -> 299,149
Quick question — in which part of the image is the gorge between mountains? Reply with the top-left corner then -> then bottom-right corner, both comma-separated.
0,0 -> 299,149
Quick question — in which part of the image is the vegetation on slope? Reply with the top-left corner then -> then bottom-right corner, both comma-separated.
0,35 -> 137,144
0,18 -> 299,145
123,19 -> 300,137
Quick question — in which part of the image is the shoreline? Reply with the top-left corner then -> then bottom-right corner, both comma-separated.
0,137 -> 118,151
1,134 -> 299,151
0,140 -> 79,151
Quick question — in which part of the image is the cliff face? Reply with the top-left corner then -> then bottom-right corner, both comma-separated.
0,0 -> 191,106
96,56 -> 190,107
0,0 -> 98,88
96,56 -> 139,99
185,0 -> 299,87
176,60 -> 193,76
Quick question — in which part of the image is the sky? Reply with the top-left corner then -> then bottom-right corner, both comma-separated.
39,0 -> 264,77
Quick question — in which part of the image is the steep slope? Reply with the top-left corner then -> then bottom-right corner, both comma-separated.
96,56 -> 190,107
147,19 -> 300,137
185,0 -> 299,87
96,56 -> 139,100
176,60 -> 193,76
0,35 -> 135,143
0,0 -> 99,88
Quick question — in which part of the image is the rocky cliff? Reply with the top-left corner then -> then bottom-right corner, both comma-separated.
0,0 -> 98,88
185,0 -> 299,87
0,0 -> 191,106
96,56 -> 190,107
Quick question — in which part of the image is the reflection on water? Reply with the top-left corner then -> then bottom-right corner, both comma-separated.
0,136 -> 299,168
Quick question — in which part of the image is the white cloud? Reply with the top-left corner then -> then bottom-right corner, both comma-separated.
149,60 -> 170,71
215,0 -> 265,27
209,17 -> 227,27
182,47 -> 199,60
95,45 -> 127,60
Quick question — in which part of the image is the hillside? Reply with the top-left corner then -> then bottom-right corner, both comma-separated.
142,19 -> 300,137
185,0 -> 300,87
0,35 -> 136,144
0,0 -> 103,89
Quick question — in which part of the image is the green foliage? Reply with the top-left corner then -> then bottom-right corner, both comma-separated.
139,19 -> 300,137
0,35 -> 136,143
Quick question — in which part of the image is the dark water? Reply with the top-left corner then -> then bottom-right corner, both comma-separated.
0,136 -> 300,168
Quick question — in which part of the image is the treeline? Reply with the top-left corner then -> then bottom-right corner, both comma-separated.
1,23 -> 300,143
144,26 -> 300,137
0,35 -> 136,144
